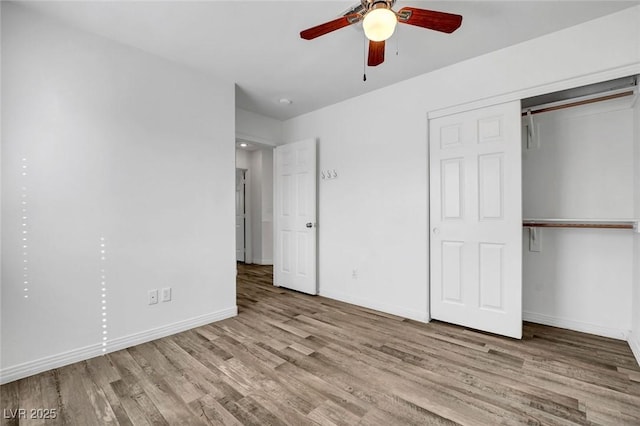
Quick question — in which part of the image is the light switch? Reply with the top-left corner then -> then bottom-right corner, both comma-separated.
529,228 -> 541,252
161,287 -> 172,302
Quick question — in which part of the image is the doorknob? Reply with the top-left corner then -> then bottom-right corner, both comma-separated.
306,222 -> 314,228
432,227 -> 440,235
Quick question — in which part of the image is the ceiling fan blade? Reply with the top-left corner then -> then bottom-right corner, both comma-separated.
340,2 -> 366,17
368,40 -> 385,67
300,14 -> 361,40
397,7 -> 462,33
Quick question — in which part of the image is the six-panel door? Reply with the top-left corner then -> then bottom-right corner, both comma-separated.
429,101 -> 523,339
274,139 -> 318,295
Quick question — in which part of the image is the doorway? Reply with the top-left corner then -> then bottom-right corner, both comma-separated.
235,141 -> 275,268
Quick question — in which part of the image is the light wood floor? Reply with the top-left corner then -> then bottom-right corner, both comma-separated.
2,263 -> 640,425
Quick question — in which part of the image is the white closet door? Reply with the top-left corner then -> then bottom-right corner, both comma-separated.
274,139 -> 317,295
430,101 -> 522,339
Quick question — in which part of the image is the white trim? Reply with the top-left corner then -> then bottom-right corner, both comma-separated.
254,258 -> 273,265
521,86 -> 638,114
320,289 -> 429,323
236,167 -> 248,263
425,116 -> 432,323
273,154 -> 277,279
428,64 -> 640,119
243,168 -> 253,263
523,311 -> 629,341
629,331 -> 640,366
0,306 -> 237,385
236,132 -> 277,147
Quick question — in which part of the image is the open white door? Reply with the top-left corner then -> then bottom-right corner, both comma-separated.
235,169 -> 246,262
429,101 -> 522,338
274,139 -> 317,295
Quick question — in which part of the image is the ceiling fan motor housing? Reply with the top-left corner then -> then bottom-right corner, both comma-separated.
363,0 -> 396,14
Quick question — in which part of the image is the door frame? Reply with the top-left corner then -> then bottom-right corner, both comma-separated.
235,168 -> 248,262
235,156 -> 253,264
425,64 -> 640,321
236,134 -> 278,265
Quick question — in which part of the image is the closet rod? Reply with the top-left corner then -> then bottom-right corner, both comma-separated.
522,220 -> 634,230
521,90 -> 635,116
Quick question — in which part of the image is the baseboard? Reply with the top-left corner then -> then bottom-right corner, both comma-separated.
254,259 -> 273,265
0,341 -> 105,386
629,331 -> 640,366
523,311 -> 629,340
0,306 -> 237,385
320,289 -> 429,323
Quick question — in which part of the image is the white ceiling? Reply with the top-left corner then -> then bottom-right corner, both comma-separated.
17,1 -> 639,120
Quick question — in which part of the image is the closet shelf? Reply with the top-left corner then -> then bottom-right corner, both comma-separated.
522,219 -> 636,230
520,89 -> 635,116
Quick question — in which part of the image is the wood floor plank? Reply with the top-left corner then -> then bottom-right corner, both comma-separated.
110,379 -> 162,426
76,362 -> 119,425
307,399 -> 361,425
109,349 -> 204,426
128,343 -> 204,404
37,370 -> 65,426
19,374 -> 46,426
0,382 -> 20,426
381,340 -> 587,423
2,263 -> 639,425
317,341 -> 580,425
217,397 -> 263,426
187,394 -> 242,426
152,339 -> 242,402
56,364 -> 102,426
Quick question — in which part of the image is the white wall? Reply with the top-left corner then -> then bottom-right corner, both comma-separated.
236,107 -> 282,146
250,150 -> 264,262
1,3 -> 236,383
261,148 -> 274,264
523,102 -> 634,219
236,149 -> 250,169
522,100 -> 635,339
282,7 -> 640,322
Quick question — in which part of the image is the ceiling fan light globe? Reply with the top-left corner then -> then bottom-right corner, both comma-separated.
363,7 -> 397,42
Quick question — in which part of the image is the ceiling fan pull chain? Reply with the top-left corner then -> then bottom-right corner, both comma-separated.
363,33 -> 367,81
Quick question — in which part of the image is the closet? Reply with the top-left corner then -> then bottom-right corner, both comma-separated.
428,75 -> 639,342
521,75 -> 638,340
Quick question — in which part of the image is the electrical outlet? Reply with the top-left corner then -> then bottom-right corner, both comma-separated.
352,269 -> 358,279
148,289 -> 158,305
161,287 -> 172,302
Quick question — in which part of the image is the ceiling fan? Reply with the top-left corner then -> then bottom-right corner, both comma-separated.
300,0 -> 463,67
